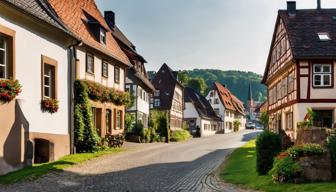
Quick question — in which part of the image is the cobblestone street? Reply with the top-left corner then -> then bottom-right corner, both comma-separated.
1,130 -> 259,192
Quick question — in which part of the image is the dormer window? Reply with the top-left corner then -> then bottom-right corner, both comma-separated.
100,28 -> 106,45
318,32 -> 331,41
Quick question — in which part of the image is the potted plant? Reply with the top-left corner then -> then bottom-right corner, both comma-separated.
0,79 -> 22,104
41,98 -> 59,113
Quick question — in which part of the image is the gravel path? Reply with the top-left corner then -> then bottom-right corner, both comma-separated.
0,130 -> 259,192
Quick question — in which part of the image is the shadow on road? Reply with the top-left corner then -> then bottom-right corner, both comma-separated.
3,148 -> 235,192
241,130 -> 262,142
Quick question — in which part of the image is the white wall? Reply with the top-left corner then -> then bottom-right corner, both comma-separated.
76,48 -> 125,92
0,16 -> 69,135
200,119 -> 217,136
206,89 -> 225,132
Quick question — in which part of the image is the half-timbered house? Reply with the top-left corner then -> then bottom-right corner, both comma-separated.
262,1 -> 336,139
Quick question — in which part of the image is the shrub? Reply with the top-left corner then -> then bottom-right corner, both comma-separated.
256,131 -> 281,175
150,110 -> 169,142
327,135 -> 336,178
270,157 -> 303,183
170,130 -> 191,142
125,113 -> 135,133
183,122 -> 189,131
233,120 -> 241,132
287,143 -> 325,159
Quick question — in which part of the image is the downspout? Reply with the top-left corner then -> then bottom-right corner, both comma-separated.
68,39 -> 82,154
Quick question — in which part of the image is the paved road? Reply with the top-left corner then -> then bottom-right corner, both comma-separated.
1,130 -> 259,192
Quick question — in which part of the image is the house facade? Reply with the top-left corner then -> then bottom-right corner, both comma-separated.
105,11 -> 155,129
206,83 -> 246,133
0,0 -> 77,175
151,63 -> 184,130
262,1 -> 336,139
49,0 -> 131,138
184,87 -> 222,137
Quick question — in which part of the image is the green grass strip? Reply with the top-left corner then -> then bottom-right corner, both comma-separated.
220,140 -> 336,192
0,148 -> 125,184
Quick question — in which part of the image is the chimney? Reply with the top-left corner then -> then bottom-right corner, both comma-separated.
287,1 -> 296,16
317,0 -> 321,9
104,11 -> 115,29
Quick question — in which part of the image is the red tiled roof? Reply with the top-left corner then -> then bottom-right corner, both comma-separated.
214,82 -> 245,115
48,0 -> 130,66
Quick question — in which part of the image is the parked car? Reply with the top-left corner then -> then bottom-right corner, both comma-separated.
246,122 -> 256,129
255,123 -> 264,130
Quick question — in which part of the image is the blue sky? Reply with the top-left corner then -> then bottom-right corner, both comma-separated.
96,0 -> 336,74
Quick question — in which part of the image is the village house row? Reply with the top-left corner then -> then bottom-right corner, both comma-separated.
0,0 -> 247,175
262,1 -> 336,140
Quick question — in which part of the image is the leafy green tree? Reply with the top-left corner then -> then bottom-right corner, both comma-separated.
259,112 -> 269,129
187,77 -> 207,95
178,71 -> 189,86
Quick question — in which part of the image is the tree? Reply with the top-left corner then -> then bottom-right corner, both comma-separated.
259,112 -> 269,129
187,77 -> 207,95
233,120 -> 241,132
178,71 -> 189,86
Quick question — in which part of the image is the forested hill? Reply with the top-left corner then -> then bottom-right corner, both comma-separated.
148,69 -> 266,105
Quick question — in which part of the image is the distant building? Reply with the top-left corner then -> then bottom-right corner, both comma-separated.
262,1 -> 336,139
184,87 -> 222,137
151,64 -> 184,130
206,83 -> 246,133
105,11 -> 155,128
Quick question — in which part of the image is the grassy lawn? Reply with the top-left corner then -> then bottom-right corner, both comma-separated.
220,140 -> 336,192
0,148 -> 125,185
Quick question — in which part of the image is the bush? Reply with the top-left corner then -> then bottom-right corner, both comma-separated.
170,130 -> 191,142
233,120 -> 241,132
270,157 -> 303,183
125,113 -> 135,133
183,122 -> 189,131
327,135 -> 336,178
256,131 -> 281,175
287,143 -> 325,159
150,110 -> 169,142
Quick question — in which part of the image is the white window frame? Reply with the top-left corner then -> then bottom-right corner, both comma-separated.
0,36 -> 7,79
154,99 -> 160,107
313,64 -> 332,87
100,28 -> 106,45
154,90 -> 160,97
44,65 -> 52,98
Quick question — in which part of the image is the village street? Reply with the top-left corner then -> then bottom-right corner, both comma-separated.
1,130 -> 259,192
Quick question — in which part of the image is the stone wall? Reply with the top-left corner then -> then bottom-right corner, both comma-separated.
295,127 -> 328,147
298,153 -> 332,182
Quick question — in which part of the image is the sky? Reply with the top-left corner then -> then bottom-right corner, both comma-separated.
96,0 -> 336,74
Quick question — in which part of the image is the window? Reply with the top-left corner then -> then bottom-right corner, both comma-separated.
42,56 -> 57,99
106,109 -> 112,134
102,60 -> 108,78
115,110 -> 122,130
154,99 -> 160,107
288,73 -> 295,92
92,107 -> 102,135
214,98 -> 219,104
318,32 -> 331,41
100,28 -> 106,44
208,99 -> 212,104
86,52 -> 94,74
114,66 -> 120,83
0,36 -> 7,79
286,113 -> 293,130
313,64 -> 332,87
0,27 -> 14,80
154,90 -> 160,97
